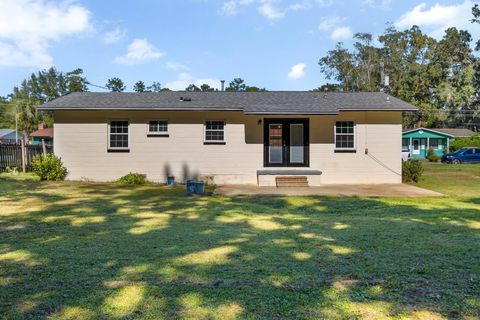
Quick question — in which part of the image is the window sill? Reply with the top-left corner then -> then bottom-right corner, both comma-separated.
147,133 -> 169,137
108,149 -> 130,153
334,149 -> 356,153
204,141 -> 226,145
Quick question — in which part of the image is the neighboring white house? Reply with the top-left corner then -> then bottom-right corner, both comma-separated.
38,91 -> 417,186
0,129 -> 23,144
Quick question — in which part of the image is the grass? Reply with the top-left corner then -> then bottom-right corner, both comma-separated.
0,163 -> 479,319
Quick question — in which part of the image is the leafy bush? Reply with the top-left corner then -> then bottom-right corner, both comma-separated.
450,134 -> 480,152
5,166 -> 19,175
117,172 -> 146,185
31,154 -> 68,181
427,148 -> 440,162
402,159 -> 424,183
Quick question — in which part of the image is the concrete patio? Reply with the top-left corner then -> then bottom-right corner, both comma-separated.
214,184 -> 443,197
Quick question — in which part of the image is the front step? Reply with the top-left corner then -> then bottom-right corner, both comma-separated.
276,176 -> 309,187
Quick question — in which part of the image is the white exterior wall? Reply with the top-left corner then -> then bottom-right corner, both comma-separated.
53,110 -> 402,185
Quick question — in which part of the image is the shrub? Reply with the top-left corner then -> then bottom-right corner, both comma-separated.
427,148 -> 440,162
450,134 -> 480,152
402,159 -> 424,183
5,166 -> 19,175
31,154 -> 68,181
117,172 -> 146,185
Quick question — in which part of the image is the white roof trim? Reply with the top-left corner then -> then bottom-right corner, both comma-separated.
402,127 -> 455,137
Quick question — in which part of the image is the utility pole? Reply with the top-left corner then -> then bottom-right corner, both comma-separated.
15,111 -> 18,143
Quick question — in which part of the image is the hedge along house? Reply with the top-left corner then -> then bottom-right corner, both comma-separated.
38,92 -> 417,186
402,128 -> 475,159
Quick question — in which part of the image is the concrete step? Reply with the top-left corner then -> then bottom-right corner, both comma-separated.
276,176 -> 309,187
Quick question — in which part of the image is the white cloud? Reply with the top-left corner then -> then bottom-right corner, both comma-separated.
318,16 -> 345,31
165,61 -> 189,71
317,16 -> 352,41
220,0 -> 326,20
288,63 -> 306,79
115,38 -> 164,65
220,0 -> 254,15
165,72 -> 221,91
331,26 -> 353,41
0,0 -> 92,68
361,0 -> 392,10
394,1 -> 480,39
103,27 -> 126,44
258,2 -> 285,20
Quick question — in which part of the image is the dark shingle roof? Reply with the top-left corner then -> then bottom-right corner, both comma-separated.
428,128 -> 474,137
37,92 -> 417,114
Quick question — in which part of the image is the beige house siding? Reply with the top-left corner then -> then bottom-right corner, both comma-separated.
53,110 -> 402,185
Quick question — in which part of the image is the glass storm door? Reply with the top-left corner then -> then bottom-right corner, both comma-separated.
264,119 -> 309,167
413,139 -> 420,155
290,124 -> 304,164
268,123 -> 283,164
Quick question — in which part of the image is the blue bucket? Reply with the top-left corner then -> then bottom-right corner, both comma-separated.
167,176 -> 175,186
194,181 -> 205,194
186,180 -> 196,195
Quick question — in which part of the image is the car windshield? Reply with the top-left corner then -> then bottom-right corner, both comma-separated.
452,148 -> 469,155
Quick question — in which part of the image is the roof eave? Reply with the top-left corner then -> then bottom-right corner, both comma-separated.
339,108 -> 418,112
37,107 -> 244,112
402,127 -> 455,137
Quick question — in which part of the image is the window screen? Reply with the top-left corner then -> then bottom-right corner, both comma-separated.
149,120 -> 168,133
335,121 -> 355,149
205,121 -> 225,142
109,121 -> 129,149
430,138 -> 439,148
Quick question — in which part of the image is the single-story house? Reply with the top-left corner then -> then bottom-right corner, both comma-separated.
0,129 -> 23,144
30,124 -> 54,146
38,92 -> 417,186
402,127 -> 475,159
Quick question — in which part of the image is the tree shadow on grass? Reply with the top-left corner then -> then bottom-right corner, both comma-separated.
0,179 -> 479,319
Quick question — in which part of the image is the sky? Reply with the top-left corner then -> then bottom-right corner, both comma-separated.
0,0 -> 479,95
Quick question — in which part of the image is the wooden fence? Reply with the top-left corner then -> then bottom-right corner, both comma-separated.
0,144 -> 53,172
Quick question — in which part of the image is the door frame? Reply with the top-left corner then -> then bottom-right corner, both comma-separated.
263,118 -> 309,167
412,138 -> 420,155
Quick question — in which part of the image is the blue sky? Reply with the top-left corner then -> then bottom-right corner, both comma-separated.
0,0 -> 479,95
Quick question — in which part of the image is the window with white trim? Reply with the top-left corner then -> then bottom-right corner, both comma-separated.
335,121 -> 355,150
402,138 -> 410,151
205,121 -> 225,142
430,138 -> 440,149
148,120 -> 168,134
109,121 -> 129,149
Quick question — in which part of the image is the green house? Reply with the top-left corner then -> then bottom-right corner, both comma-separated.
402,128 -> 474,159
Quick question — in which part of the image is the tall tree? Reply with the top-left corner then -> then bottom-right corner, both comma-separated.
473,4 -> 480,25
185,84 -> 201,92
319,24 -> 479,129
200,84 -> 215,92
311,84 -> 343,92
319,43 -> 356,91
352,33 -> 382,91
226,78 -> 246,91
16,99 -> 37,139
245,86 -> 266,92
133,81 -> 146,92
147,82 -> 162,92
433,28 -> 477,126
0,97 -> 15,128
66,68 -> 88,93
106,77 -> 126,92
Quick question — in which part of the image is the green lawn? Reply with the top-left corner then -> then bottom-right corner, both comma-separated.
1,163 -> 479,319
